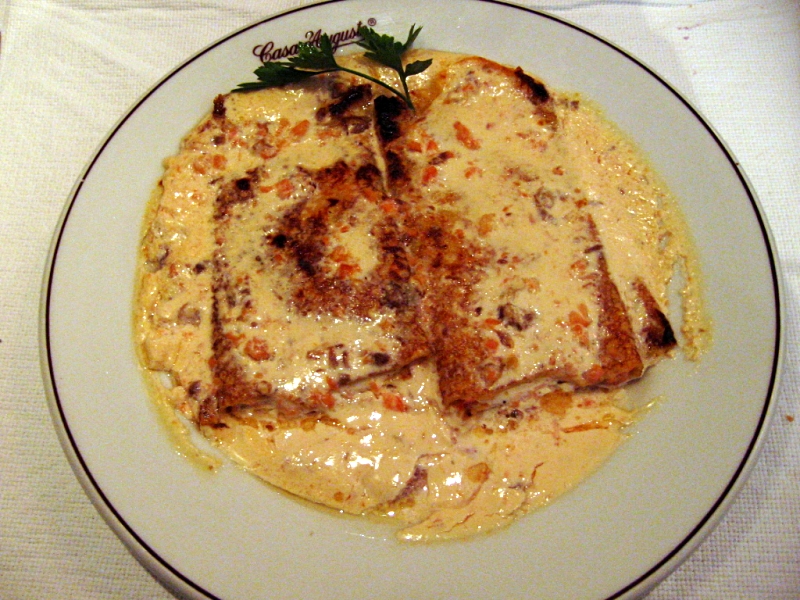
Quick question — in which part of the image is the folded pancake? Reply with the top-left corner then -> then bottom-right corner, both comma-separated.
375,55 -> 671,414
199,80 -> 429,424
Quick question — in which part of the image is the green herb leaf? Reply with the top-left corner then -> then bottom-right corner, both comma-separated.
236,63 -> 317,90
405,59 -> 434,77
286,35 -> 338,71
355,24 -> 426,110
356,28 -> 406,71
233,24 -> 430,110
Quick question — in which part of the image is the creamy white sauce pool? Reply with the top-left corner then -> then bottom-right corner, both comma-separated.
135,50 -> 710,542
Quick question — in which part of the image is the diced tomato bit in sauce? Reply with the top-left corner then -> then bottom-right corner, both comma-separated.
566,306 -> 592,347
582,364 -> 605,385
569,306 -> 591,328
454,121 -> 481,150
406,140 -> 423,152
311,390 -> 336,409
290,119 -> 310,138
362,188 -> 381,203
465,165 -> 482,179
482,366 -> 502,385
319,128 -> 342,139
571,258 -> 589,274
275,179 -> 294,199
477,213 -> 495,236
329,245 -> 350,263
422,165 -> 438,184
336,263 -> 361,278
225,332 -> 245,346
381,392 -> 408,412
244,337 -> 272,361
578,302 -> 590,319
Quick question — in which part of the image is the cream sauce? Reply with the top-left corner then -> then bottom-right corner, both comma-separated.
134,50 -> 710,542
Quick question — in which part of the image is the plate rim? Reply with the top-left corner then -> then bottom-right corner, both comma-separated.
39,1 -> 785,598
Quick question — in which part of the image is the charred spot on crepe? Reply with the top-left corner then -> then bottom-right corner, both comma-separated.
322,83 -> 371,117
513,66 -> 550,104
212,94 -> 226,118
634,279 -> 678,357
374,94 -> 407,142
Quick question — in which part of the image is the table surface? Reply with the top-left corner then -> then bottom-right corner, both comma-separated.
1,1 -> 798,598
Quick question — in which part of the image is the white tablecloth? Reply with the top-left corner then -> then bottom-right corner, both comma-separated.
1,1 -> 798,598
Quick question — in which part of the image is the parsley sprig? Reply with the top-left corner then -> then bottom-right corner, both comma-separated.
234,25 -> 432,110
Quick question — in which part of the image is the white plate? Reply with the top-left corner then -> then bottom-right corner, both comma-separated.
40,1 -> 783,599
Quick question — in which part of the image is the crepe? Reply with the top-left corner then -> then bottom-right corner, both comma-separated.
204,82 -> 429,423
373,56 -> 674,414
